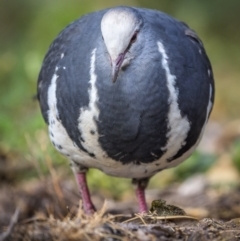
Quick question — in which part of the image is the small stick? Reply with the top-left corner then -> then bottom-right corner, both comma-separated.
0,208 -> 20,241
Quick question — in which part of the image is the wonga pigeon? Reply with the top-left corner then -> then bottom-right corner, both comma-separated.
37,6 -> 214,214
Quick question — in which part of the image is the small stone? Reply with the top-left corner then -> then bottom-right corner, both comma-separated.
150,199 -> 186,216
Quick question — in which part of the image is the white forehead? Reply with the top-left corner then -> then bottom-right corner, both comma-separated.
101,9 -> 139,34
101,8 -> 142,59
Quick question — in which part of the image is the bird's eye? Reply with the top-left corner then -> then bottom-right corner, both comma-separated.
130,32 -> 138,43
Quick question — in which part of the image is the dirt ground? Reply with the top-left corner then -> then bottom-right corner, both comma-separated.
0,170 -> 240,241
1,121 -> 240,240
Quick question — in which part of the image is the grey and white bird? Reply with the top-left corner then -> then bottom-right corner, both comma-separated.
37,6 -> 214,214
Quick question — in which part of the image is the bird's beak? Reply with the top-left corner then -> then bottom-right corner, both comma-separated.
111,53 -> 124,83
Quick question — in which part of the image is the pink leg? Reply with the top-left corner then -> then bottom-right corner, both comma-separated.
75,172 -> 96,214
133,178 -> 149,213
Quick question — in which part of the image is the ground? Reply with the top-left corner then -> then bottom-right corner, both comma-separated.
1,121 -> 240,240
1,169 -> 240,240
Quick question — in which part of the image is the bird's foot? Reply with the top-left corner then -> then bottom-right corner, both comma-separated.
75,172 -> 96,214
132,178 -> 149,213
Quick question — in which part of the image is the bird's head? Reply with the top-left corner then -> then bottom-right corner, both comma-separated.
101,7 -> 143,82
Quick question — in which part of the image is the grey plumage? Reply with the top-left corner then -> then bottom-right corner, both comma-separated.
37,6 -> 214,213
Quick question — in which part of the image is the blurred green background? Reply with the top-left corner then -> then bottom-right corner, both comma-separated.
1,0 -> 240,197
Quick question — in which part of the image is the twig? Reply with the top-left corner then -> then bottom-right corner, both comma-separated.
122,214 -> 199,224
0,208 -> 20,241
